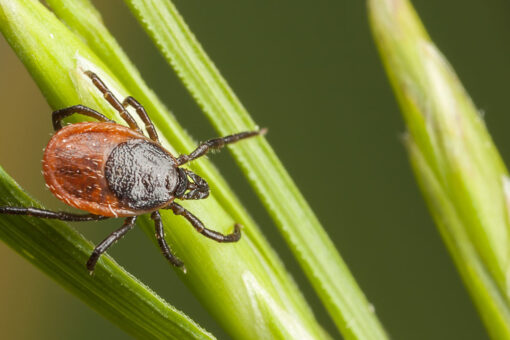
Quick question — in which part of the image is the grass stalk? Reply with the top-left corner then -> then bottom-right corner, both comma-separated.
123,1 -> 388,338
369,0 -> 510,337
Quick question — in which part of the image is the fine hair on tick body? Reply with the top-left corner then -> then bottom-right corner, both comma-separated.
0,71 -> 266,273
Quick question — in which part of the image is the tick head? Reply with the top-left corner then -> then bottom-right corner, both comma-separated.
174,168 -> 210,200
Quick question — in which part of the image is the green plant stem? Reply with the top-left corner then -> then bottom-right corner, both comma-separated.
0,0 -> 330,339
369,0 -> 510,338
124,1 -> 388,339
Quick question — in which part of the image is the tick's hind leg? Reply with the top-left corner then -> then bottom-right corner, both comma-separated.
176,129 -> 267,165
0,206 -> 109,221
122,96 -> 159,143
87,216 -> 137,273
52,105 -> 114,131
166,202 -> 241,243
151,211 -> 186,272
84,71 -> 141,133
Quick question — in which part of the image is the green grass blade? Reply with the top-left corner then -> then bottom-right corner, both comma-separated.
123,1 -> 388,339
369,0 -> 510,337
0,169 -> 214,340
0,0 -> 330,339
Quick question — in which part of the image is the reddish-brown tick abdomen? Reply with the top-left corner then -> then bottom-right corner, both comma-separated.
42,122 -> 167,217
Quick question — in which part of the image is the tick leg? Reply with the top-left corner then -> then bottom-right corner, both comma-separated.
151,211 -> 186,271
52,105 -> 114,131
176,129 -> 267,165
87,216 -> 137,272
166,202 -> 241,243
84,71 -> 141,133
122,96 -> 159,143
0,206 -> 109,221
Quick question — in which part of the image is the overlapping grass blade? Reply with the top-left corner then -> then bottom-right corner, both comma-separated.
123,0 -> 388,339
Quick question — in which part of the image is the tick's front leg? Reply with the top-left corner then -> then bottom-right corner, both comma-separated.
166,202 -> 241,243
176,129 -> 267,165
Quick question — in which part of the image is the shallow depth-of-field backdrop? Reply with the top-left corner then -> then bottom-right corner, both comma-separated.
1,1 -> 509,339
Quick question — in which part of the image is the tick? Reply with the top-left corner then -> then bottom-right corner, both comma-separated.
0,71 -> 265,273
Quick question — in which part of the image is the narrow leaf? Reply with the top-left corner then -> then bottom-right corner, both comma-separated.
123,0 -> 388,339
369,0 -> 510,337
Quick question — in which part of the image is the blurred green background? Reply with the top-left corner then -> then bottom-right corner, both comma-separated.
1,0 -> 509,339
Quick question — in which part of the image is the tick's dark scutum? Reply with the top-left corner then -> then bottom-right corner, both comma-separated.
105,139 -> 178,210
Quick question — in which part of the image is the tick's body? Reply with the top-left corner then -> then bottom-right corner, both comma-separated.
0,71 -> 264,273
44,122 -> 178,217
